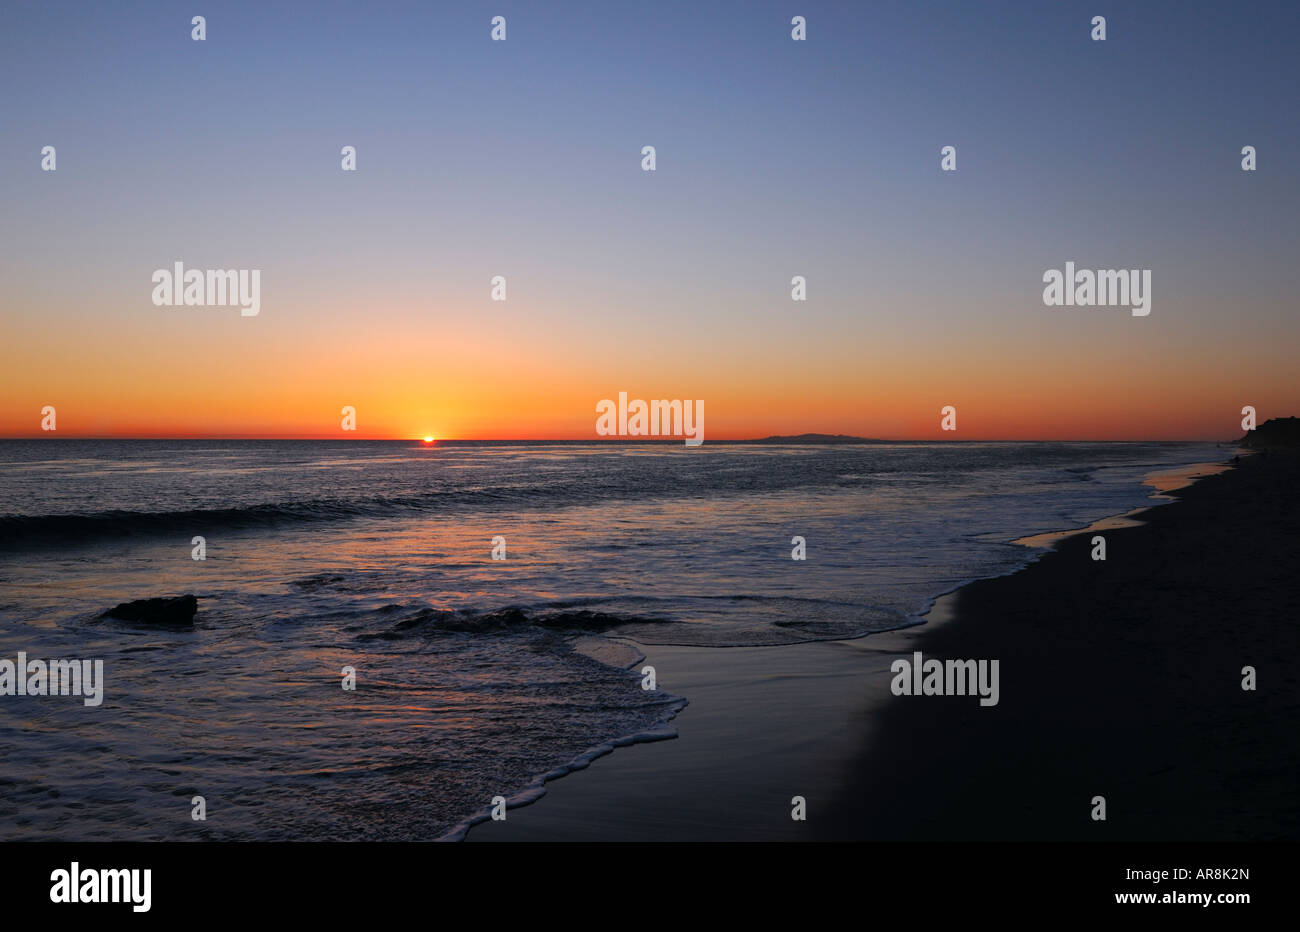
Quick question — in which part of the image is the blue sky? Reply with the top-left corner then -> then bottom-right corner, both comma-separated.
1,0 -> 1297,439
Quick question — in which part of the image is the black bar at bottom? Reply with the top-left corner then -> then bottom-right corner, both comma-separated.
0,841 -> 1284,918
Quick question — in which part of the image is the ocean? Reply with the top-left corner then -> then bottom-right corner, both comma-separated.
0,439 -> 1227,840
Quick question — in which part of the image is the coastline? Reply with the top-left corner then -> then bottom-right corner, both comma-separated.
821,446 -> 1299,840
468,449 -> 1294,842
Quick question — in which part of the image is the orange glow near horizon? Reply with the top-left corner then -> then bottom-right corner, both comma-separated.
0,371 -> 1292,442
0,376 -> 1289,442
2,295 -> 1296,442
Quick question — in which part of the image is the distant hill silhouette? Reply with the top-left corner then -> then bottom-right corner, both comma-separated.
1240,416 -> 1300,448
749,433 -> 885,444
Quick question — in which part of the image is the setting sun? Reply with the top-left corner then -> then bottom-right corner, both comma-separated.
423,436 -> 434,444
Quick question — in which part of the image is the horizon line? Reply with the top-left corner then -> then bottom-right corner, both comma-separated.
0,435 -> 1241,445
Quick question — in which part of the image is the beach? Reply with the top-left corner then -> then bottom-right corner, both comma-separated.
0,439 -> 1277,842
5,439 -> 1229,841
470,449 -> 1300,842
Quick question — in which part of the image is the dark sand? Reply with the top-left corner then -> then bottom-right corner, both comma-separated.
822,448 -> 1300,840
470,450 -> 1299,841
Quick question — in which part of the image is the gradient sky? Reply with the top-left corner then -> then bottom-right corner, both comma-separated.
2,0 -> 1297,440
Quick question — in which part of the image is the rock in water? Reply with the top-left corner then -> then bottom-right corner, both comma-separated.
104,595 -> 198,626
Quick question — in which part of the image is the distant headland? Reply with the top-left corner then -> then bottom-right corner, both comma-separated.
1241,417 -> 1300,449
744,433 -> 887,444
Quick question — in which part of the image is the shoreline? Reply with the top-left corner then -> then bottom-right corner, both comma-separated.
1013,456 -> 1237,549
821,447 -> 1299,840
467,450 -> 1280,842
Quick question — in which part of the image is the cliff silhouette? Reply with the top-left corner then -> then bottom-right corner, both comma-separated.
1241,416 -> 1300,448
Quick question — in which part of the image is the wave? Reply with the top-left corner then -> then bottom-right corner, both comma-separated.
329,594 -> 914,648
354,603 -> 672,640
0,501 -> 375,547
436,718 -> 685,843
0,490 -> 544,548
0,478 -> 761,548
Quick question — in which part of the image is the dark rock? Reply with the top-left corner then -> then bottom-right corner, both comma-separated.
103,595 -> 198,626
1241,416 -> 1300,449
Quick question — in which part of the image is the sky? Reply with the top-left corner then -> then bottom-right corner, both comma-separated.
1,0 -> 1297,440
